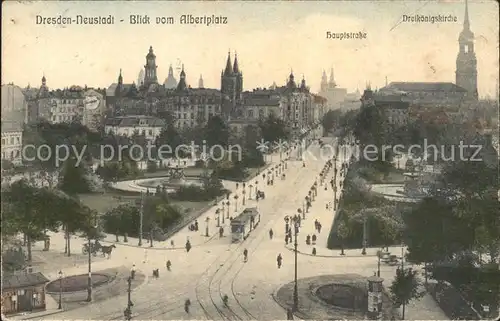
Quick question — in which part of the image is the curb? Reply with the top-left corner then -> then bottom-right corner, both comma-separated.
7,309 -> 65,320
100,232 -> 218,251
284,244 -> 378,258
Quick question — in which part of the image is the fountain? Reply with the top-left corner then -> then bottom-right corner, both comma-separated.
371,158 -> 429,203
136,166 -> 202,191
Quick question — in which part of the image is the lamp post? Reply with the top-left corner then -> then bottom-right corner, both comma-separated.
58,270 -> 63,309
226,201 -> 230,219
215,208 -> 220,227
242,190 -> 246,206
87,211 -> 98,302
234,194 -> 239,213
205,217 -> 210,237
249,184 -> 253,200
124,276 -> 133,321
293,221 -> 299,311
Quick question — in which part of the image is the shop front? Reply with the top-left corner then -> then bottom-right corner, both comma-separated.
1,272 -> 49,315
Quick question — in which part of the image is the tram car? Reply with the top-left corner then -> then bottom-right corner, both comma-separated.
231,207 -> 261,243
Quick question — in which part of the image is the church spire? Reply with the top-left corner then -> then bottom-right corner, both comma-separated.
224,51 -> 232,76
233,52 -> 240,74
464,0 -> 470,31
177,64 -> 187,91
118,69 -> 123,84
168,64 -> 174,76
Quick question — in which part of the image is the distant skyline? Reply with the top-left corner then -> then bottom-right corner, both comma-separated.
2,0 -> 499,98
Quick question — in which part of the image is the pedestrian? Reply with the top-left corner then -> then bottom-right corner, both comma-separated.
312,247 -> 317,255
269,228 -> 274,239
277,253 -> 282,269
318,223 -> 322,234
219,226 -> 224,238
243,248 -> 248,262
306,234 -> 311,245
166,260 -> 171,271
131,264 -> 136,279
171,240 -> 175,247
185,240 -> 191,253
312,234 -> 317,244
326,203 -> 329,210
285,235 -> 289,245
184,298 -> 191,313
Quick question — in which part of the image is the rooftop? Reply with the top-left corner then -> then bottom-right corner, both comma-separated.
380,82 -> 468,93
104,115 -> 165,127
2,272 -> 50,289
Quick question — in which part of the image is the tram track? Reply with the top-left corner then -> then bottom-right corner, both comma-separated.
102,158 -> 300,321
101,145 -> 321,320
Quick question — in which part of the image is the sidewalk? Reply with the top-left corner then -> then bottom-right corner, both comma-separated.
279,140 -> 354,256
99,149 -> 293,251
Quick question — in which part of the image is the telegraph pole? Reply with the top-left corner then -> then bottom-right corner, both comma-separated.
138,192 -> 143,246
293,220 -> 299,311
86,211 -> 97,302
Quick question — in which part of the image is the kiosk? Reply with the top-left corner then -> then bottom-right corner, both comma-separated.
367,275 -> 384,320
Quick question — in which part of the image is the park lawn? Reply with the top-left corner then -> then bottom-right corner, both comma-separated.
79,192 -> 211,215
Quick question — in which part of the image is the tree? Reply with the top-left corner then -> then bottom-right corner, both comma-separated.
156,122 -> 183,157
205,115 -> 229,148
58,157 -> 92,196
337,220 -> 350,255
1,180 -> 59,262
389,267 -> 425,319
321,109 -> 341,135
259,113 -> 290,144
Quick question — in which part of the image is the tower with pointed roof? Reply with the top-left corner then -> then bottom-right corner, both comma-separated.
176,65 -> 188,92
329,68 -> 337,89
144,46 -> 158,87
320,70 -> 328,92
220,51 -> 243,110
455,0 -> 478,99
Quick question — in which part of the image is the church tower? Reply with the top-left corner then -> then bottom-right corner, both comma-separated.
221,51 -> 243,108
455,0 -> 478,99
144,46 -> 158,87
329,68 -> 337,89
320,70 -> 328,92
38,74 -> 49,98
176,65 -> 188,92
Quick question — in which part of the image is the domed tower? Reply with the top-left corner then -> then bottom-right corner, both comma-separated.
143,46 -> 158,87
455,0 -> 478,99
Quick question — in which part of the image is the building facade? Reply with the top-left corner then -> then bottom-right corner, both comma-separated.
104,115 -> 165,141
1,121 -> 23,165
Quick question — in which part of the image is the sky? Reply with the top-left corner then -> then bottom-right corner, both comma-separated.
2,0 -> 499,98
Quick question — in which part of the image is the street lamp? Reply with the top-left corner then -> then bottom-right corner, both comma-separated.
205,217 -> 210,237
226,201 -> 230,219
58,270 -> 63,309
215,208 -> 221,227
293,221 -> 299,311
234,194 -> 239,213
249,184 -> 253,200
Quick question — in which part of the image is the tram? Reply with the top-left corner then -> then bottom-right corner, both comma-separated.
231,207 -> 260,243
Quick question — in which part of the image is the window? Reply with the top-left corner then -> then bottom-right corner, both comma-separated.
10,138 -> 14,145
142,130 -> 146,135
16,137 -> 20,144
149,130 -> 153,136
1,138 -> 5,145
464,45 -> 468,53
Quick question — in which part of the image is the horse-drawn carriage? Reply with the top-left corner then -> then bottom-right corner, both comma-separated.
82,241 -> 101,255
82,241 -> 116,258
